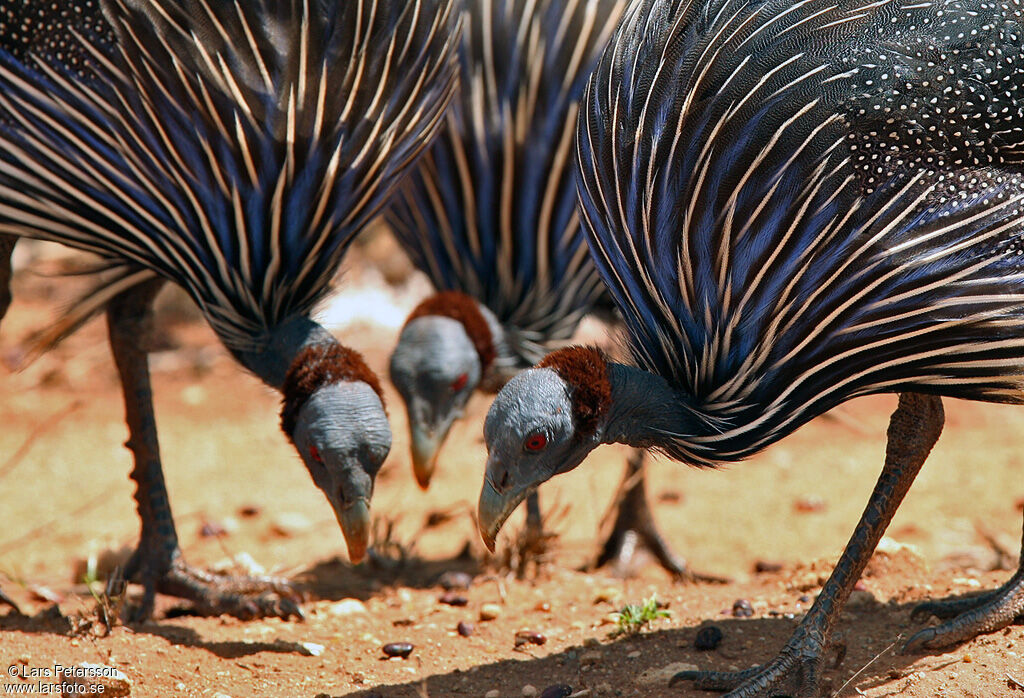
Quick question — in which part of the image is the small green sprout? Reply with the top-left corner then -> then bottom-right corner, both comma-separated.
611,594 -> 671,637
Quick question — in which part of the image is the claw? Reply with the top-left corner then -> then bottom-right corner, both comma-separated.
668,669 -> 699,687
901,627 -> 939,654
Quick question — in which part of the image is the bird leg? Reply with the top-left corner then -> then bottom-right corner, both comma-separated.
903,512 -> 1024,652
672,393 -> 944,696
107,279 -> 302,622
597,449 -> 724,581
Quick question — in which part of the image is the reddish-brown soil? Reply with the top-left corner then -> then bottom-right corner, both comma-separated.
0,243 -> 1022,698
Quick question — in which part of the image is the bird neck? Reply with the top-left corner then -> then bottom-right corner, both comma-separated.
234,315 -> 338,391
601,363 -> 698,450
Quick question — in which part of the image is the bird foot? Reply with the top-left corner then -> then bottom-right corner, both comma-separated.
124,553 -> 304,623
903,573 -> 1023,653
671,629 -> 825,696
596,500 -> 726,582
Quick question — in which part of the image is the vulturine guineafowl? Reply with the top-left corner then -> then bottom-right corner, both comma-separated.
0,0 -> 459,621
477,0 -> 1024,694
386,0 -> 699,577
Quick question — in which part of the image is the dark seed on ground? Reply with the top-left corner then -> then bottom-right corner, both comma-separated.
439,592 -> 469,606
540,685 -> 572,698
754,559 -> 783,573
694,625 -> 723,650
514,630 -> 547,648
382,642 -> 414,659
438,571 -> 473,591
457,621 -> 475,637
732,599 -> 754,618
238,505 -> 261,517
799,595 -> 811,603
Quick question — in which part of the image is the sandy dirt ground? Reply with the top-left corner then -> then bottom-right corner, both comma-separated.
0,239 -> 1022,698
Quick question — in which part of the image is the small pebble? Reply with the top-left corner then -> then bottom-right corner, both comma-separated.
328,598 -> 368,617
514,630 -> 547,648
627,650 -> 641,659
200,521 -> 227,537
439,592 -> 469,607
438,571 -> 473,590
540,686 -> 572,698
594,587 -> 622,604
522,685 -> 538,697
535,601 -> 551,612
457,621 -> 475,637
480,603 -> 502,621
732,599 -> 754,618
694,625 -> 724,650
300,642 -> 325,657
793,496 -> 826,513
382,642 -> 414,659
798,595 -> 811,603
485,690 -> 500,698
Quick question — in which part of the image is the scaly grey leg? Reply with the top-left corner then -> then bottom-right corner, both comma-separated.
107,279 -> 302,622
597,449 -> 725,582
673,393 -> 944,696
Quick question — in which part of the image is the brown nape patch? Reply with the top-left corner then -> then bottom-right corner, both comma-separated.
405,290 -> 495,372
538,346 -> 611,438
280,344 -> 385,438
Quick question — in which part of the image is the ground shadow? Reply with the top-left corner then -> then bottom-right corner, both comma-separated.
299,546 -> 484,602
331,595 -> 1021,698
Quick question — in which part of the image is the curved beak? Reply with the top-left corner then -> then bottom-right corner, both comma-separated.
477,476 -> 531,553
337,498 -> 370,564
410,422 -> 447,490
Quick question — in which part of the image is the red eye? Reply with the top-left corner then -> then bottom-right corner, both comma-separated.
524,433 -> 547,452
309,445 -> 322,462
451,372 -> 469,392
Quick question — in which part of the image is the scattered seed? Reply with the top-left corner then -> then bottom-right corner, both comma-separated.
732,599 -> 754,618
514,630 -> 547,648
382,642 -> 414,659
439,592 -> 469,606
457,621 -> 475,637
694,625 -> 724,651
238,505 -> 261,517
540,685 -> 573,698
438,571 -> 473,591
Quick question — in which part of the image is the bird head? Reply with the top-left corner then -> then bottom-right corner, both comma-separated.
389,292 -> 494,489
282,344 -> 391,564
478,346 -> 610,551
